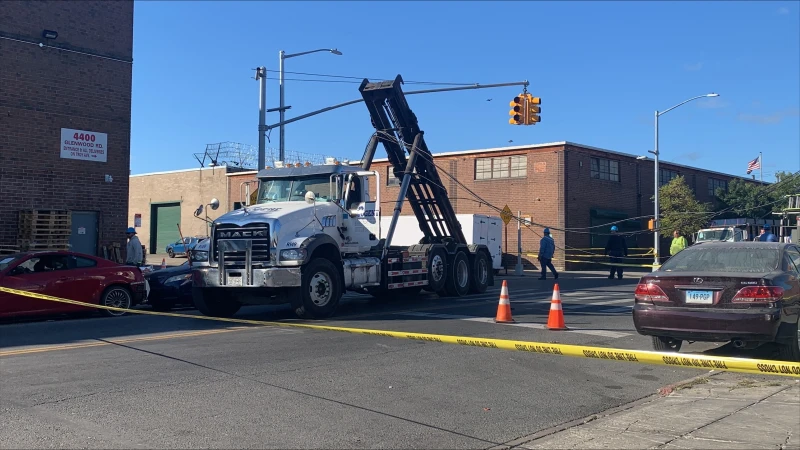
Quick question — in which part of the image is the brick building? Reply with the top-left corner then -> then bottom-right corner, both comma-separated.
128,166 -> 252,255
0,0 -> 134,256
224,141 -> 759,270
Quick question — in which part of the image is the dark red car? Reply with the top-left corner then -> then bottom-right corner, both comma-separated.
0,251 -> 147,318
632,242 -> 800,361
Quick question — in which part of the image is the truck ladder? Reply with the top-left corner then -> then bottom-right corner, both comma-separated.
357,75 -> 467,247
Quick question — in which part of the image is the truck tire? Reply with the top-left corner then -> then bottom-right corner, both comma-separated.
424,247 -> 447,292
293,258 -> 342,319
193,288 -> 241,318
469,251 -> 490,294
441,250 -> 470,297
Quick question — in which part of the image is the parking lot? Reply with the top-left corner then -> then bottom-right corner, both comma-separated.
4,271 -> 785,449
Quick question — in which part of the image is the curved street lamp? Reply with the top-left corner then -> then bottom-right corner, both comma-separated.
279,48 -> 342,161
652,93 -> 719,270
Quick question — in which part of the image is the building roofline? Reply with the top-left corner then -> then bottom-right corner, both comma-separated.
218,140 -> 765,184
226,170 -> 259,177
561,141 -> 767,183
131,166 -> 237,178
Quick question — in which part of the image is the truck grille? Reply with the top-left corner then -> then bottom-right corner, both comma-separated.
212,223 -> 271,269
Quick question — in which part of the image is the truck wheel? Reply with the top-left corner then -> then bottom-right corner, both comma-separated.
193,288 -> 241,317
293,258 -> 342,319
468,251 -> 490,294
441,251 -> 470,297
424,247 -> 447,292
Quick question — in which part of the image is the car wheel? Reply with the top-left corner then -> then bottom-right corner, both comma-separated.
776,321 -> 800,362
651,336 -> 682,352
168,249 -> 175,258
100,286 -> 133,317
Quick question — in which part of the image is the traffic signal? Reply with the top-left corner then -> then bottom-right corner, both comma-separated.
525,94 -> 541,125
508,95 -> 525,125
647,219 -> 655,230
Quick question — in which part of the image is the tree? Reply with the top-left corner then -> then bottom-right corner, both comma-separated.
657,175 -> 711,238
716,171 -> 800,219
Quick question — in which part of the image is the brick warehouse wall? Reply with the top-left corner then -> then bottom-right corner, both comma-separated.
0,0 -> 134,255
128,167 -> 233,254
563,143 -> 762,270
367,144 -> 568,270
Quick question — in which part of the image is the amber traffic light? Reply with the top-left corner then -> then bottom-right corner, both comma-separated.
508,95 -> 524,125
525,94 -> 541,125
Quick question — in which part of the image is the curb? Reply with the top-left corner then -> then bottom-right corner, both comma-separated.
490,370 -> 725,449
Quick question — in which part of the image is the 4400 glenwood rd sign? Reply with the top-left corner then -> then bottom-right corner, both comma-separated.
61,128 -> 107,162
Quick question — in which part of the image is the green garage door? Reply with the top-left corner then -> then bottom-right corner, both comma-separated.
152,203 -> 181,254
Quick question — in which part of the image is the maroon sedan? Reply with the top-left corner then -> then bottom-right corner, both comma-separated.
632,242 -> 800,361
0,251 -> 147,318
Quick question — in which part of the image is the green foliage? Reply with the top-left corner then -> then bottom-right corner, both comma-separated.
657,176 -> 711,238
715,171 -> 800,218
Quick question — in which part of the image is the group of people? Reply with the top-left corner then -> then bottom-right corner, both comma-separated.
535,222 -> 781,280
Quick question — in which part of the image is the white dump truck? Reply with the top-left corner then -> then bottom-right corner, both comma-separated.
190,75 -> 495,319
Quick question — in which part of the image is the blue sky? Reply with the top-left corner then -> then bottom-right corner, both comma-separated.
130,1 -> 799,181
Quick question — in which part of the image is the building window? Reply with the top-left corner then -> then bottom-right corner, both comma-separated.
475,155 -> 527,180
590,157 -> 620,182
386,166 -> 400,186
708,178 -> 728,196
659,169 -> 680,186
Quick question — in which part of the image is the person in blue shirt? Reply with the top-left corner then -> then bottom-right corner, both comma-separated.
757,224 -> 779,242
537,228 -> 558,280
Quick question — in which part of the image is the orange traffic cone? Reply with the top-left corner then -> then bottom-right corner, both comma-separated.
494,280 -> 515,323
546,283 -> 569,330
161,258 -> 166,270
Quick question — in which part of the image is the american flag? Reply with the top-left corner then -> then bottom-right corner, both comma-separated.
746,155 -> 761,174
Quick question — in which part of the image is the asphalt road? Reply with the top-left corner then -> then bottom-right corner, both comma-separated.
0,271 -> 769,449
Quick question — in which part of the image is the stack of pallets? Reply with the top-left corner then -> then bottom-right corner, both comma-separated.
17,210 -> 72,252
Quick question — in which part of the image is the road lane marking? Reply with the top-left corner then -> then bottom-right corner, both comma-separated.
393,312 -> 632,338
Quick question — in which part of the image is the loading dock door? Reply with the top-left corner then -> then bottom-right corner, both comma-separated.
151,203 -> 181,254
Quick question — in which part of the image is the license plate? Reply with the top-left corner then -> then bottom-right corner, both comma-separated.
227,276 -> 243,287
685,290 -> 713,304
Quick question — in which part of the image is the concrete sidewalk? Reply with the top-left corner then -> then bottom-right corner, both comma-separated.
501,371 -> 800,449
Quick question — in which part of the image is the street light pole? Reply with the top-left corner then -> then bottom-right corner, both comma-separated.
652,92 -> 719,271
278,48 -> 342,162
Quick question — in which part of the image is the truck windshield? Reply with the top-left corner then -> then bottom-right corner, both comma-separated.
257,176 -> 335,203
696,228 -> 739,242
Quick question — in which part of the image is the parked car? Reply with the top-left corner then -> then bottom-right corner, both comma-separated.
144,239 -> 209,311
0,251 -> 147,318
632,242 -> 800,361
165,236 -> 203,258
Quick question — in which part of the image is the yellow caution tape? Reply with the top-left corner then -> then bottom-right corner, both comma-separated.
1,286 -> 798,377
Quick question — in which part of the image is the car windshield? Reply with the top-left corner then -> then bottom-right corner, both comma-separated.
660,246 -> 781,273
696,228 -> 740,242
257,176 -> 335,203
0,254 -> 23,272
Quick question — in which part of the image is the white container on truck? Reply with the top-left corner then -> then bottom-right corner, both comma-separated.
382,214 -> 502,270
190,75 -> 495,319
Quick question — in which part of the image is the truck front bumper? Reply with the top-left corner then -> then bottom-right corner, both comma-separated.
193,266 -> 301,288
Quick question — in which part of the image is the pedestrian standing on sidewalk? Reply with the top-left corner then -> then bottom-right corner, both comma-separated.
604,225 -> 628,279
537,228 -> 558,280
125,227 -> 143,267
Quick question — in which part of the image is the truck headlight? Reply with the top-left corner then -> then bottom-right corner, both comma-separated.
191,251 -> 208,262
280,248 -> 307,261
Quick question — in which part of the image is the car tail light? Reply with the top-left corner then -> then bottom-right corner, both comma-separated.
731,286 -> 783,303
634,283 -> 669,303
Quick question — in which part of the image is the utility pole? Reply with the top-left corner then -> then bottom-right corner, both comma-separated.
256,67 -> 267,170
515,210 -> 523,276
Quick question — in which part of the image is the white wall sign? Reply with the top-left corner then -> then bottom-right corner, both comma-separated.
60,128 -> 108,162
